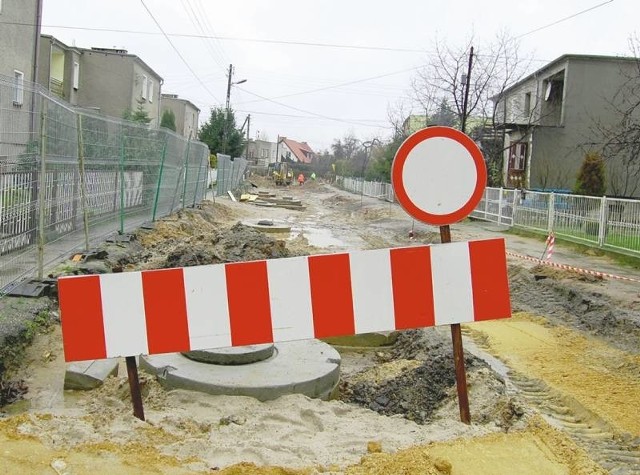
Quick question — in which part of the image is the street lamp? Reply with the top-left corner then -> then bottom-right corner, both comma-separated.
360,138 -> 381,207
223,64 -> 247,154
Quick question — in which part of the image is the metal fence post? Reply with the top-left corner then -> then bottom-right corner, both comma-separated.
547,192 -> 555,233
483,188 -> 489,219
151,138 -> 168,222
76,114 -> 90,250
119,127 -> 125,234
497,188 -> 504,224
598,196 -> 607,247
182,137 -> 192,209
192,150 -> 205,207
37,98 -> 48,279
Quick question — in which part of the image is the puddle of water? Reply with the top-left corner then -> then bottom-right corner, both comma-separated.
291,227 -> 347,248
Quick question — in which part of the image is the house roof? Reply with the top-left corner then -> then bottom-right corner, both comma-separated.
282,138 -> 315,163
79,46 -> 163,82
40,34 -> 82,55
498,53 -> 639,99
161,94 -> 200,113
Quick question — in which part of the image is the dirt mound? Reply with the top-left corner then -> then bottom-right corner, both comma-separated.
339,329 -> 499,425
508,264 -> 640,353
162,223 -> 291,268
530,264 -> 603,282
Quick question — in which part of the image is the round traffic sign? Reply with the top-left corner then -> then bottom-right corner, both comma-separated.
391,126 -> 486,226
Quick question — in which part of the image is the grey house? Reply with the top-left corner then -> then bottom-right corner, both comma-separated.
0,0 -> 41,83
38,35 -> 82,105
494,54 -> 640,196
247,139 -> 277,165
160,94 -> 200,138
0,0 -> 42,158
75,47 -> 163,125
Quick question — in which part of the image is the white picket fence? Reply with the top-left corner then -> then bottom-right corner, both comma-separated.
336,176 -> 640,257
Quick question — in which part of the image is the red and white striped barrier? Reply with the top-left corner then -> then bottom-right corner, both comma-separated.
545,233 -> 555,260
506,251 -> 640,283
58,238 -> 511,362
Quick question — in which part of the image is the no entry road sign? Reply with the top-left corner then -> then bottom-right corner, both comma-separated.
391,126 -> 487,225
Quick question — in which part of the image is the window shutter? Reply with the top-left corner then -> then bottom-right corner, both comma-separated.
13,70 -> 24,105
141,75 -> 148,99
73,62 -> 80,90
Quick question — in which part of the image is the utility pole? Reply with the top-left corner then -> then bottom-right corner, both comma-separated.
245,114 -> 250,159
461,46 -> 474,134
223,64 -> 233,154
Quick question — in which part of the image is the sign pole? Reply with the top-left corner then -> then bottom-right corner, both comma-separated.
125,356 -> 145,421
439,224 -> 471,424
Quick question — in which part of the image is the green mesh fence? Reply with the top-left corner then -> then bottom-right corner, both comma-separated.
0,76 -> 209,294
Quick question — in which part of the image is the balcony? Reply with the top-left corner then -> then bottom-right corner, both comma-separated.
49,78 -> 64,99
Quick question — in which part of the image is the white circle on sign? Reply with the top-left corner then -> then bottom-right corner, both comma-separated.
401,136 -> 478,215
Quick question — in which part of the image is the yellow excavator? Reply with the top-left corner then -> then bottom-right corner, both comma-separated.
270,162 -> 293,186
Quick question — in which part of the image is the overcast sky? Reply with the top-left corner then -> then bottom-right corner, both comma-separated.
41,0 -> 637,152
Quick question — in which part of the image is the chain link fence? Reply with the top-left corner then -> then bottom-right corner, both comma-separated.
215,154 -> 248,197
0,76 -> 209,294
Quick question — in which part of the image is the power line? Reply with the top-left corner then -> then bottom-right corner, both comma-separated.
6,21 -> 427,54
138,0 -> 222,104
236,87 -> 387,128
179,0 -> 227,73
234,109 -> 387,124
237,65 -> 421,105
517,0 -> 615,38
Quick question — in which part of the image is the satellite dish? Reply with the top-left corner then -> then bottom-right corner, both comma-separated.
544,82 -> 553,101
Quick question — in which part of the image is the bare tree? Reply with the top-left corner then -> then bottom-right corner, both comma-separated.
590,35 -> 640,197
412,30 -> 531,129
411,31 -> 532,187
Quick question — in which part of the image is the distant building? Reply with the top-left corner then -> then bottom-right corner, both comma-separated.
75,47 -> 163,125
38,35 -> 82,105
402,115 -> 429,136
279,137 -> 316,163
161,94 -> 200,138
247,139 -> 277,166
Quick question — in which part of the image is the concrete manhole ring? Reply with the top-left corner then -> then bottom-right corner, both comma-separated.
183,343 -> 275,365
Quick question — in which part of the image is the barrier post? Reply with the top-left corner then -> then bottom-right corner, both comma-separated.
440,224 -> 471,424
125,356 -> 145,421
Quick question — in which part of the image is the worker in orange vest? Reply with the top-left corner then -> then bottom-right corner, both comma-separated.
297,173 -> 305,186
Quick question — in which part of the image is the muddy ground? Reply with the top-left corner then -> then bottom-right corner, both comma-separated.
0,177 -> 638,474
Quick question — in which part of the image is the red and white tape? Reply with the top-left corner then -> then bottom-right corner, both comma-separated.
58,238 -> 511,362
506,251 -> 640,283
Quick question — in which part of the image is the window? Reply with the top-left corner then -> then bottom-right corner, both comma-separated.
524,92 -> 531,117
72,61 -> 80,90
13,70 -> 24,106
148,80 -> 153,103
508,142 -> 528,171
141,75 -> 148,99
